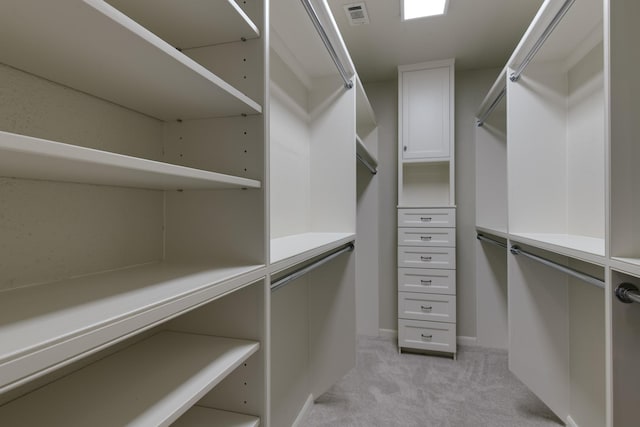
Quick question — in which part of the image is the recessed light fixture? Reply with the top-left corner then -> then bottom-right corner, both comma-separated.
402,0 -> 449,21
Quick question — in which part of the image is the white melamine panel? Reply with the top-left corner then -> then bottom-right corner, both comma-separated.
356,135 -> 378,170
356,76 -> 377,139
0,131 -> 260,190
398,319 -> 456,353
270,233 -> 355,273
398,268 -> 456,295
0,0 -> 260,120
398,293 -> 456,323
398,247 -> 456,270
0,332 -> 259,426
400,64 -> 451,160
510,233 -> 605,265
398,227 -> 456,247
398,208 -> 456,228
173,406 -> 260,427
105,0 -> 260,49
476,238 -> 508,350
0,263 -> 265,393
508,252 -> 569,421
401,162 -> 451,206
309,251 -> 356,398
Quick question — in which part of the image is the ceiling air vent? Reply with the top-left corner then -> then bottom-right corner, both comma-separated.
344,2 -> 370,25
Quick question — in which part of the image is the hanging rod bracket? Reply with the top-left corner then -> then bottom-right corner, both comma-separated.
615,283 -> 640,304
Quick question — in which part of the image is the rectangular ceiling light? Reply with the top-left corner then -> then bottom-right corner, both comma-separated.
402,0 -> 449,21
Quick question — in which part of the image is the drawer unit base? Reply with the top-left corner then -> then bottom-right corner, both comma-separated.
398,319 -> 456,354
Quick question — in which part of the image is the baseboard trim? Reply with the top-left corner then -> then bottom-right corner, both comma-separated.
291,394 -> 314,427
566,415 -> 579,427
378,328 -> 397,339
457,336 -> 478,346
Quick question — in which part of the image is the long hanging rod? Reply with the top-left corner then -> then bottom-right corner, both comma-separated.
300,0 -> 353,89
476,87 -> 506,127
357,153 -> 377,175
510,245 -> 605,289
477,233 -> 507,249
270,243 -> 354,292
615,283 -> 640,304
509,0 -> 576,82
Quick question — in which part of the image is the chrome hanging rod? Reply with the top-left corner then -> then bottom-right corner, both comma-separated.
509,0 -> 576,82
357,153 -> 377,175
476,88 -> 506,127
300,0 -> 353,89
270,243 -> 354,292
510,245 -> 604,289
615,283 -> 640,304
477,233 -> 507,249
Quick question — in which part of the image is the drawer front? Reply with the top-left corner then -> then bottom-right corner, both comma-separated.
398,227 -> 456,247
398,293 -> 456,323
398,268 -> 456,294
399,319 -> 456,353
398,247 -> 456,269
398,208 -> 455,228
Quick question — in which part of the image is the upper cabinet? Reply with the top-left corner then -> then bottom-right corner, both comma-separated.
398,59 -> 455,162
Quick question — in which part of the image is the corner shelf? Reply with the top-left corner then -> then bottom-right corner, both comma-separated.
0,263 -> 266,393
0,131 -> 261,190
0,331 -> 259,426
0,0 -> 261,120
174,406 -> 260,427
270,233 -> 355,273
509,232 -> 606,266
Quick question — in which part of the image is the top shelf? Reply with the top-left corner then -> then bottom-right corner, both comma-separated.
0,0 -> 261,120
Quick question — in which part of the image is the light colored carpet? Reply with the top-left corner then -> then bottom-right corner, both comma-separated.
299,336 -> 563,427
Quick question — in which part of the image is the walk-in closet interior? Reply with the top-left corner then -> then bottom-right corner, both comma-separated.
0,0 -> 638,425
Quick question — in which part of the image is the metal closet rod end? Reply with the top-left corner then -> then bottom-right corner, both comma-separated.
615,282 -> 640,304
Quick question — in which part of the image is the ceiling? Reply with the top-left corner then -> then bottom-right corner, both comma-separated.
327,0 -> 544,82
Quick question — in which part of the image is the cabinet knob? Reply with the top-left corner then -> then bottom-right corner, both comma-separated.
420,305 -> 433,311
421,334 -> 433,340
420,256 -> 432,261
403,146 -> 407,152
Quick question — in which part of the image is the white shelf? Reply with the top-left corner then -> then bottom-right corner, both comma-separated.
356,75 -> 377,138
0,0 -> 261,120
509,232 -> 605,265
174,406 -> 260,427
0,131 -> 261,190
0,331 -> 259,426
476,226 -> 509,240
356,135 -> 378,170
106,0 -> 260,49
0,262 -> 266,393
610,258 -> 640,278
270,232 -> 355,273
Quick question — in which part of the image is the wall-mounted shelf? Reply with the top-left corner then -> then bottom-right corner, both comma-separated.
0,0 -> 261,120
0,263 -> 265,392
509,232 -> 605,265
0,331 -> 259,426
0,131 -> 261,190
173,406 -> 260,427
270,232 -> 355,274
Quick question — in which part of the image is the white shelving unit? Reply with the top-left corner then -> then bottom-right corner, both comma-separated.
174,406 -> 260,427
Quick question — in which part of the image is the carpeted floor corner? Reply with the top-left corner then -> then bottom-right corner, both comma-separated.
299,335 -> 562,427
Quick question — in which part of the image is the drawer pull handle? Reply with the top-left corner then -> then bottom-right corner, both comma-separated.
420,305 -> 433,311
421,334 -> 433,340
420,236 -> 432,241
420,217 -> 432,222
420,256 -> 432,261
420,279 -> 433,285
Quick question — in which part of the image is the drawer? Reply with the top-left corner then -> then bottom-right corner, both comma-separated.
399,292 -> 456,323
399,319 -> 456,353
398,247 -> 456,269
398,268 -> 456,294
398,208 -> 455,228
398,227 -> 455,247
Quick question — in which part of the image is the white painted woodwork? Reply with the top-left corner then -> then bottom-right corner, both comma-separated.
173,406 -> 260,427
270,233 -> 355,273
400,162 -> 452,206
510,233 -> 605,265
398,268 -> 456,295
398,319 -> 456,353
356,76 -> 377,139
398,293 -> 456,323
0,0 -> 261,120
356,135 -> 378,170
0,332 -> 259,426
398,208 -> 456,228
398,247 -> 456,270
0,263 -> 265,393
475,236 -> 508,349
0,131 -> 260,190
398,227 -> 456,247
398,60 -> 454,161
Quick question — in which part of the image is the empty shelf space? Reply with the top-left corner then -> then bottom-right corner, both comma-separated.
0,263 -> 266,392
509,233 -> 605,264
105,0 -> 260,49
174,406 -> 260,427
356,135 -> 378,169
270,232 -> 355,273
0,331 -> 259,427
0,131 -> 261,190
475,226 -> 508,240
0,0 -> 261,120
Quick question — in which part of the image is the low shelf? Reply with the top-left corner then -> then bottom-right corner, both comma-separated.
173,406 -> 260,427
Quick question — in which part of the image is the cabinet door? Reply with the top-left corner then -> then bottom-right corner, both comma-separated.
401,65 -> 451,160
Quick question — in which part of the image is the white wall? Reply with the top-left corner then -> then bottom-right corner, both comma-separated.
366,67 -> 500,340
